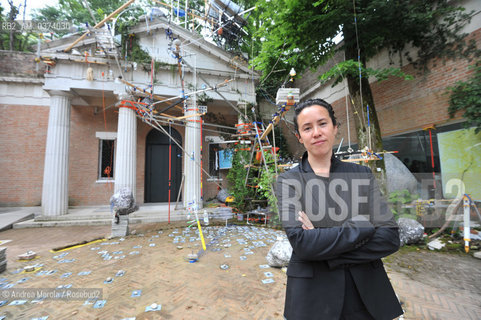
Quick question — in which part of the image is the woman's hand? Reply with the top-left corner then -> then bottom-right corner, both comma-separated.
298,211 -> 314,230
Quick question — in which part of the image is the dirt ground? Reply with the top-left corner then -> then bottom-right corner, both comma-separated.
0,222 -> 287,319
0,222 -> 479,319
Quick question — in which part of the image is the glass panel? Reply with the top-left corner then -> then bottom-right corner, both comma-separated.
100,140 -> 115,179
209,143 -> 219,177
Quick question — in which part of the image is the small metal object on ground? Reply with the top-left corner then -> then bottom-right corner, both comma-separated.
145,303 -> 162,312
187,253 -> 198,263
131,290 -> 142,297
24,265 -> 35,272
18,251 -> 36,260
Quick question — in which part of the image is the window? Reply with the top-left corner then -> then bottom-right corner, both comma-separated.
99,139 -> 115,180
209,143 -> 220,178
96,132 -> 117,181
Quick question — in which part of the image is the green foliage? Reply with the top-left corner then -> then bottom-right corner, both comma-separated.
448,60 -> 481,133
197,92 -> 214,106
226,149 -> 256,212
388,189 -> 419,219
33,0 -> 152,64
32,0 -> 126,29
0,1 -> 37,51
123,34 -> 152,64
252,0 -> 476,95
320,59 -> 414,86
256,152 -> 278,214
263,125 -> 292,161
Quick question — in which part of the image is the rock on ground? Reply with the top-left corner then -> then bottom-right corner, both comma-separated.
266,238 -> 292,267
398,217 -> 425,246
110,187 -> 138,215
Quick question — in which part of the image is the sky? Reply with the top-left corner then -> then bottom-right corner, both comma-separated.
0,0 -> 58,19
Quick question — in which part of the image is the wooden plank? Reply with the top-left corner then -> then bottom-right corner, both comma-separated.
64,0 -> 136,52
175,113 -> 204,120
71,59 -> 108,65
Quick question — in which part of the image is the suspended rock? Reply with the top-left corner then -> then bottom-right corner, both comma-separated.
398,218 -> 425,246
266,238 -> 292,267
110,187 -> 138,216
110,187 -> 138,238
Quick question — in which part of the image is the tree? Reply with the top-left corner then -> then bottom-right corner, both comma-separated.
7,0 -> 19,51
0,1 -> 37,51
251,0 -> 478,184
32,0 -> 126,29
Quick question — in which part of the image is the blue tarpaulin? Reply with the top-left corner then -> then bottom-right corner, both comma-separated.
218,149 -> 233,169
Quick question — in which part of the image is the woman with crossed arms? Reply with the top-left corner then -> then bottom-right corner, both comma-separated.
276,99 -> 403,320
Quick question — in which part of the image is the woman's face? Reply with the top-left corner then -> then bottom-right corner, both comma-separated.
296,105 -> 338,159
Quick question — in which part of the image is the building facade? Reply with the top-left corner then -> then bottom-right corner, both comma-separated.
0,17 -> 258,214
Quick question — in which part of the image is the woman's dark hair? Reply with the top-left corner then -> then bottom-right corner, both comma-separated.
294,98 -> 338,133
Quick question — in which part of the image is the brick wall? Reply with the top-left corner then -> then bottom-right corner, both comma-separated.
67,105 -> 118,206
0,51 -> 43,78
68,107 -> 189,206
0,103 -> 189,207
0,104 -> 48,206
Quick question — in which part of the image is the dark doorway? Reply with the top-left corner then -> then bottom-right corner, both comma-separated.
145,128 -> 182,203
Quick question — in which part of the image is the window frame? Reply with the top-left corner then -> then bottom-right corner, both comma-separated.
96,132 -> 117,182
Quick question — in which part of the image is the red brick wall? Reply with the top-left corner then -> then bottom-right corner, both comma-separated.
0,104 -> 48,206
0,51 -> 43,78
68,107 -> 187,206
68,105 -> 118,206
0,103 -> 189,207
330,27 -> 481,143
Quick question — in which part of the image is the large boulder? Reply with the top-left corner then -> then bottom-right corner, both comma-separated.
385,153 -> 418,195
266,238 -> 292,267
110,187 -> 138,238
110,187 -> 138,215
398,217 -> 425,246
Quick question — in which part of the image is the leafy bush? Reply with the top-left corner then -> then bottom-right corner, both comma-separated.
388,189 -> 418,219
226,149 -> 257,213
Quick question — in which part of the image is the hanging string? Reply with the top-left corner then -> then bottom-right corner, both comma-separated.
168,121 -> 172,223
352,0 -> 371,150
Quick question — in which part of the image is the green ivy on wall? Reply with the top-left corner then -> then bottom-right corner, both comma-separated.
448,60 -> 481,133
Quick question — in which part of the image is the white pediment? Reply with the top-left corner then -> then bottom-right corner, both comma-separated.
131,18 -> 254,78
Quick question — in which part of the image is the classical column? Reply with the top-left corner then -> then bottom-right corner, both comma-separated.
114,101 -> 137,198
183,102 -> 202,209
41,91 -> 72,216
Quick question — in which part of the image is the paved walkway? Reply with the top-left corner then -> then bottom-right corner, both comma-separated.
385,249 -> 481,320
0,222 -> 478,319
0,208 -> 35,232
